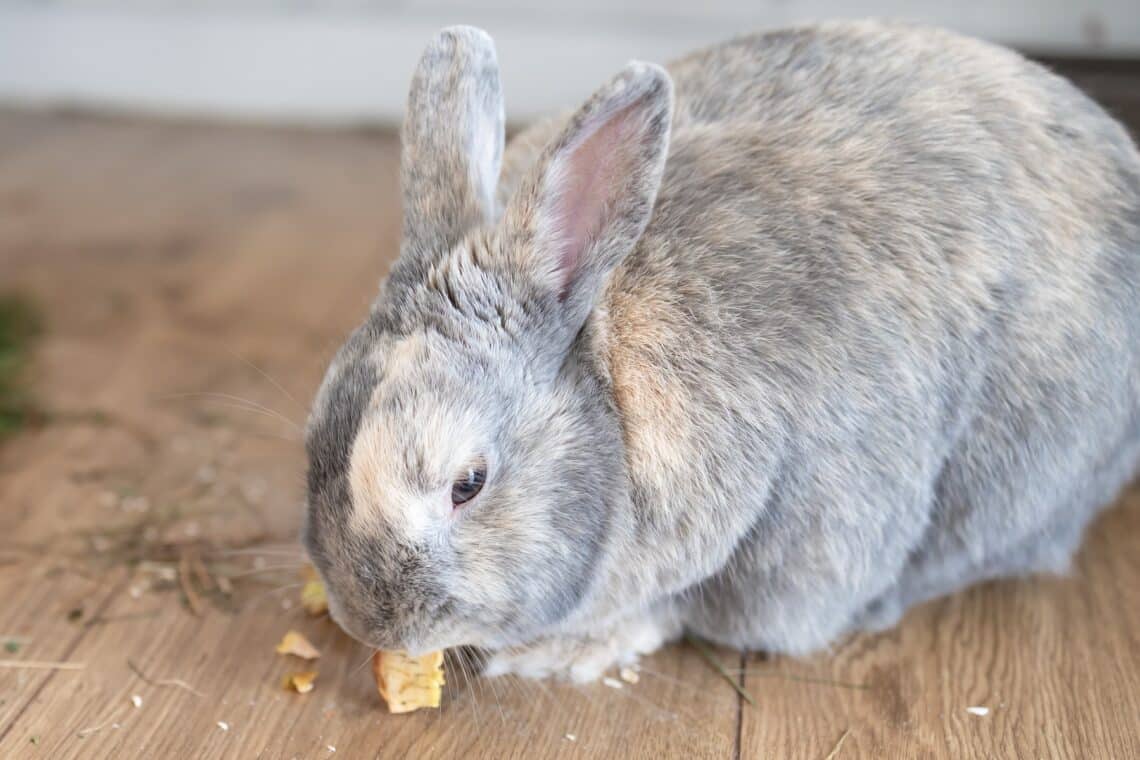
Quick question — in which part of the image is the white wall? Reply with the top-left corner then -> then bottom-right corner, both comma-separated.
1,1 -> 1138,125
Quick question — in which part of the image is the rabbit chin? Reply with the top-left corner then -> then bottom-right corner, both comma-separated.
387,621 -> 489,657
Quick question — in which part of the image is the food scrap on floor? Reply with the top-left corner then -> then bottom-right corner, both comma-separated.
276,630 -> 321,660
283,671 -> 318,694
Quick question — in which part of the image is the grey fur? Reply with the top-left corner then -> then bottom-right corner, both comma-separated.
303,21 -> 1140,678
400,26 -> 504,262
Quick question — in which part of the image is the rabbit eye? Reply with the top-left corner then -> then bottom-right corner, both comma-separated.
451,464 -> 486,507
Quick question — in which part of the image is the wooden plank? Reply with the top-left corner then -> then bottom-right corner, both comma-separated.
738,489 -> 1140,759
2,597 -> 738,758
0,113 -> 183,751
0,110 -> 738,759
4,102 -> 1139,759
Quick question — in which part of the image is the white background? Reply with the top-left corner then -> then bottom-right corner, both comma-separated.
1,1 -> 1138,125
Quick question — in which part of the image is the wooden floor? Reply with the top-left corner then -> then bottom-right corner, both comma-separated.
1,94 -> 1139,760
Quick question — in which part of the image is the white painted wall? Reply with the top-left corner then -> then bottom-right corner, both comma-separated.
0,1 -> 1137,125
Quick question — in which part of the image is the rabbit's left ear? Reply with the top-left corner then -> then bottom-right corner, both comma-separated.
401,26 -> 505,259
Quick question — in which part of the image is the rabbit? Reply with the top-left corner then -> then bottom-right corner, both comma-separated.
301,20 -> 1140,682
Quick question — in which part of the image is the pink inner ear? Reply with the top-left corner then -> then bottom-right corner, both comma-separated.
546,101 -> 644,296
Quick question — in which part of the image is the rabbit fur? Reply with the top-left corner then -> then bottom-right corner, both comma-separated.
302,21 -> 1140,681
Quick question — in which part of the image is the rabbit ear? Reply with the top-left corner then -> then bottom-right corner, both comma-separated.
501,62 -> 673,333
401,27 -> 505,259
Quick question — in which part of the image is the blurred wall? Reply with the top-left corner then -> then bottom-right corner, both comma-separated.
0,0 -> 1137,125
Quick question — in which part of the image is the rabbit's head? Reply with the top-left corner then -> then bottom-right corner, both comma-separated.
302,27 -> 673,654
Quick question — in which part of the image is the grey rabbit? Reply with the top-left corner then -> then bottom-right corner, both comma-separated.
302,20 -> 1140,681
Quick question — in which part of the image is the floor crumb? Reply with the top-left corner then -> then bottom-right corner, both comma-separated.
602,677 -> 623,690
217,721 -> 230,731
966,706 -> 990,717
131,695 -> 142,708
564,733 -> 577,742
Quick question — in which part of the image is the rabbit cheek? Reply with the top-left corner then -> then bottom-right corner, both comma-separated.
345,408 -> 450,539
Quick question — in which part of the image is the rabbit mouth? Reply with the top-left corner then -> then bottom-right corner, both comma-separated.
323,588 -> 420,651
398,620 -> 487,656
349,605 -> 478,655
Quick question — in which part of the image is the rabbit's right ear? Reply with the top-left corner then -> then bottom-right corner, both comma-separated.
400,27 -> 505,260
499,62 -> 673,346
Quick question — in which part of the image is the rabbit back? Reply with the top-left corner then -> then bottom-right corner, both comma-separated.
570,21 -> 1140,651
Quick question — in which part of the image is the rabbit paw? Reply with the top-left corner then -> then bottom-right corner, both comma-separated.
483,614 -> 675,683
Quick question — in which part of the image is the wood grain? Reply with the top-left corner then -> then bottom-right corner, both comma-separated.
738,494 -> 1140,759
0,107 -> 1137,759
0,109 -> 736,759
